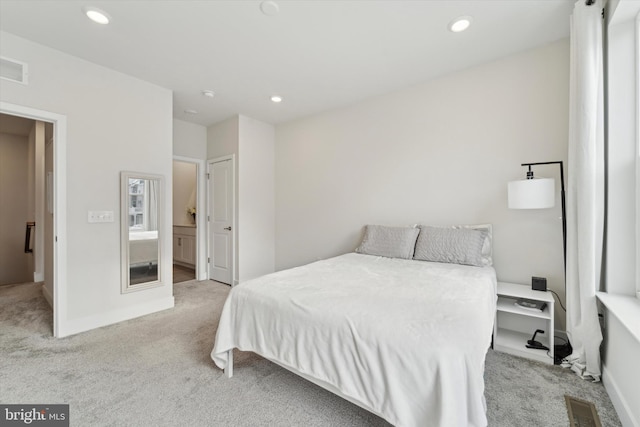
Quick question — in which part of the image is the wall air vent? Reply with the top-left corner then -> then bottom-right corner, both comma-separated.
0,56 -> 28,85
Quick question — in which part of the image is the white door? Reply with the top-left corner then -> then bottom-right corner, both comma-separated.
208,158 -> 233,284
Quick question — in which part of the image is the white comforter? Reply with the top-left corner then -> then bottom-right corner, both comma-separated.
211,253 -> 497,427
129,230 -> 158,264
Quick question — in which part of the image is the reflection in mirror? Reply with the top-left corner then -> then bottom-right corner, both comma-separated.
121,172 -> 163,293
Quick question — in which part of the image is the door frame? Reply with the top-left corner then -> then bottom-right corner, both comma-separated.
172,155 -> 207,280
207,154 -> 236,285
1,101 -> 67,338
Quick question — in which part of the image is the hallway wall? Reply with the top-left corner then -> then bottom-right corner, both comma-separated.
0,132 -> 31,284
173,161 -> 197,226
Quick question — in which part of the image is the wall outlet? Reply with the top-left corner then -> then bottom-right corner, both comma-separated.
88,210 -> 114,223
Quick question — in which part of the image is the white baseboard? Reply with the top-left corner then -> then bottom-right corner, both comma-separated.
57,296 -> 175,338
602,365 -> 639,427
34,272 -> 44,282
41,284 -> 53,308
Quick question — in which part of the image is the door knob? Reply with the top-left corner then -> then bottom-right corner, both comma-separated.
224,226 -> 232,231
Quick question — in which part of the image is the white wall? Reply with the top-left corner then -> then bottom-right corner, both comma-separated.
0,132 -> 31,284
238,115 -> 275,281
173,119 -> 207,159
606,5 -> 637,297
172,161 -> 197,226
0,31 -> 174,336
208,116 -> 239,159
602,311 -> 640,427
276,40 -> 570,330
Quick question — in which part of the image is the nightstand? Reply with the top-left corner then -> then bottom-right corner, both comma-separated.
493,281 -> 555,365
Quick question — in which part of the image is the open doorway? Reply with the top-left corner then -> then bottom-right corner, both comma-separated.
172,158 -> 198,283
0,102 -> 67,337
0,113 -> 54,326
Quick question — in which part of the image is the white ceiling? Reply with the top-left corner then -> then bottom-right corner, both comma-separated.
0,0 -> 575,127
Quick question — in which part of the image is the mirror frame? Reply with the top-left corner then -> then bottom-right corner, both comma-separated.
120,171 -> 164,293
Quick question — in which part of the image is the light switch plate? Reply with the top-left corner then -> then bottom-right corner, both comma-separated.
88,210 -> 114,223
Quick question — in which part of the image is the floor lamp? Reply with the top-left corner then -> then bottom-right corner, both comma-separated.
508,161 -> 570,363
507,161 -> 566,271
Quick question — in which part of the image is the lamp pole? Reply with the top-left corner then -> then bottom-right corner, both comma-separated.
520,161 -> 566,272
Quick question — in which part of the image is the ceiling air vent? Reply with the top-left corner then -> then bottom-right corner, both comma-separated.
0,56 -> 28,85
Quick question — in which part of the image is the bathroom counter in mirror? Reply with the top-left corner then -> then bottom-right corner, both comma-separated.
173,226 -> 196,267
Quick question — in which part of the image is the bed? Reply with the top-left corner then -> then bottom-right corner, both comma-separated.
211,225 -> 497,426
129,230 -> 158,265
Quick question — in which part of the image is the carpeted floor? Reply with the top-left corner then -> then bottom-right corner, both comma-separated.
0,280 -> 621,426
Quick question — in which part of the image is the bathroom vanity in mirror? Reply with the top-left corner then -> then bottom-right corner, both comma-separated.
173,225 -> 196,267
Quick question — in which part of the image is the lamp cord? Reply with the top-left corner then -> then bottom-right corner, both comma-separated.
549,289 -> 566,312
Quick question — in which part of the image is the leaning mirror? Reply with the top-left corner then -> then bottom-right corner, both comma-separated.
121,171 -> 163,293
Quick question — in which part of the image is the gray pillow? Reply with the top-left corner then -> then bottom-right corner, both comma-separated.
355,225 -> 420,259
413,226 -> 487,267
453,224 -> 493,266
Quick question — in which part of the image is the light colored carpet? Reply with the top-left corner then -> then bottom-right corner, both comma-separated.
0,280 -> 621,426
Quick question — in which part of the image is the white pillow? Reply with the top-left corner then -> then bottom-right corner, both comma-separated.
355,225 -> 420,259
414,226 -> 487,267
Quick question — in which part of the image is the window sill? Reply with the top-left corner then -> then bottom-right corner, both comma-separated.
596,292 -> 640,342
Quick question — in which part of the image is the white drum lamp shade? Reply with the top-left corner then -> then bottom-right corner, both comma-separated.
508,178 -> 555,209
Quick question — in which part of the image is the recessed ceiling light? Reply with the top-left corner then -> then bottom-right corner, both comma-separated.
260,1 -> 280,16
184,109 -> 198,115
270,95 -> 283,103
449,16 -> 472,33
83,7 -> 111,25
202,90 -> 215,98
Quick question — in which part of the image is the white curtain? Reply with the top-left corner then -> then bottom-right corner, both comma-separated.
563,0 -> 605,381
146,179 -> 158,231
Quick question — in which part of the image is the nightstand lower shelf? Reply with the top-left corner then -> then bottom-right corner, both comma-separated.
494,282 -> 556,365
494,327 -> 553,364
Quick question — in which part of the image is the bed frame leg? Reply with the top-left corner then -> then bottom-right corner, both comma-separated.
224,349 -> 233,378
